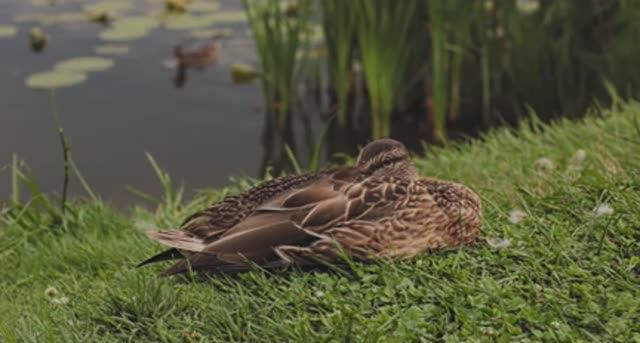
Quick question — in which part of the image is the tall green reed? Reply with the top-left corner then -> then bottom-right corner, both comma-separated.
322,0 -> 355,128
243,0 -> 311,129
426,0 -> 477,141
349,0 -> 422,139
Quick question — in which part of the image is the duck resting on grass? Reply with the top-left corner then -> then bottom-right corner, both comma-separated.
139,139 -> 482,276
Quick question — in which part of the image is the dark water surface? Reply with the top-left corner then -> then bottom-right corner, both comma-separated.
0,0 -> 267,207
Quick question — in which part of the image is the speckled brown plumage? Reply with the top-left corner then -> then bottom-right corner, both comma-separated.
140,139 -> 482,275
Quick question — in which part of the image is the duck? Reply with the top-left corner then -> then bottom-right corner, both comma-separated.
139,139 -> 482,276
173,41 -> 219,70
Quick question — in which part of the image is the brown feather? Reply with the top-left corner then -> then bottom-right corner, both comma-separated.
139,139 -> 483,276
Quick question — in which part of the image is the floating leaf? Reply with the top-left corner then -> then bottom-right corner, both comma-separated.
209,11 -> 246,23
83,1 -> 133,14
26,70 -> 87,89
95,44 -> 130,56
99,27 -> 148,41
189,27 -> 232,39
0,25 -> 18,38
164,14 -> 216,30
231,63 -> 258,84
189,1 -> 221,13
55,57 -> 115,73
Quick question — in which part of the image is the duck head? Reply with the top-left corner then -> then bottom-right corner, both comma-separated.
356,139 -> 418,179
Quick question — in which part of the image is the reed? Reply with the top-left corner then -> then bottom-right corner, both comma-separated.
349,0 -> 422,139
243,0 -> 311,130
322,0 -> 355,128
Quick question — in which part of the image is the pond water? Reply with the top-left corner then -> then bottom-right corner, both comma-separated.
0,0 -> 269,207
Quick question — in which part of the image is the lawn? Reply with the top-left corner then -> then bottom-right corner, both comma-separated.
1,101 -> 639,342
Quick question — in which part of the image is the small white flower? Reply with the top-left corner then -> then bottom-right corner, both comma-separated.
516,0 -> 540,14
571,149 -> 587,163
509,209 -> 527,224
594,203 -> 614,217
51,296 -> 69,305
486,237 -> 512,249
314,290 -> 325,298
534,157 -> 555,172
44,287 -> 58,298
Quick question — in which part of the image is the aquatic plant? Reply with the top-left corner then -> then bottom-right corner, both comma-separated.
426,0 -> 476,141
322,0 -> 355,128
242,0 -> 311,130
349,0 -> 423,139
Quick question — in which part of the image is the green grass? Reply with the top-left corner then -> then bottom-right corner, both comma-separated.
2,102 -> 640,341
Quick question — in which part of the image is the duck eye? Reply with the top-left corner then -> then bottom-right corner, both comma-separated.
383,160 -> 393,167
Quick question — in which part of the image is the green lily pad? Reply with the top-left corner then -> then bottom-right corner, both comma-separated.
189,1 -> 220,13
55,57 -> 115,73
164,14 -> 216,30
0,25 -> 18,38
189,27 -> 232,39
83,1 -> 133,14
231,63 -> 258,84
26,70 -> 87,89
208,11 -> 246,23
95,44 -> 130,55
99,26 -> 149,41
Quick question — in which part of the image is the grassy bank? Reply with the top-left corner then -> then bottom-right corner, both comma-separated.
1,102 -> 639,341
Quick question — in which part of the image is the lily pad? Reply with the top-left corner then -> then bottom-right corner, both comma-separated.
83,1 -> 133,14
26,70 -> 87,89
55,57 -> 115,73
231,63 -> 258,84
189,27 -> 232,39
99,26 -> 149,41
95,44 -> 130,55
189,1 -> 220,13
0,25 -> 18,38
164,14 -> 216,30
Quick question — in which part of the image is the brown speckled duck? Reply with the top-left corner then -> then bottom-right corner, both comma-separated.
139,139 -> 482,276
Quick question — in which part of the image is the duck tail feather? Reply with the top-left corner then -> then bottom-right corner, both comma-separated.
146,230 -> 206,252
137,248 -> 182,267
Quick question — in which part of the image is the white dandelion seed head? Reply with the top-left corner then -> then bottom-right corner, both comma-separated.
594,203 -> 614,217
534,157 -> 555,172
486,237 -> 512,249
572,149 -> 587,163
51,296 -> 69,305
509,209 -> 527,224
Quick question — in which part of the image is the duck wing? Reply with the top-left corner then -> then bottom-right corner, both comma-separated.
138,173 -> 321,266
159,174 -> 401,276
